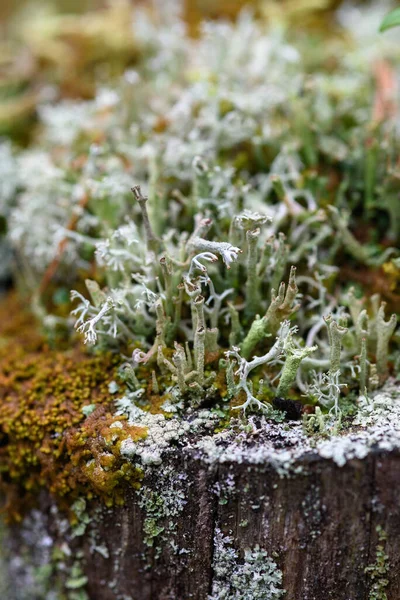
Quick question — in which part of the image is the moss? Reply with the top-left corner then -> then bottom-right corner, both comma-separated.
0,294 -> 146,521
0,294 -> 235,521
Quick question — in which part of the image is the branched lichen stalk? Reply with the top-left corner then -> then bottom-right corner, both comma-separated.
155,299 -> 167,348
324,315 -> 348,373
195,326 -> 205,385
277,338 -> 317,397
376,303 -> 397,384
270,232 -> 288,292
241,266 -> 299,359
131,185 -> 160,253
356,309 -> 369,350
227,321 -> 291,412
368,363 -> 379,392
266,266 -> 299,335
245,228 -> 261,318
159,255 -> 174,317
172,344 -> 188,393
188,237 -> 242,269
193,295 -> 205,361
359,336 -> 368,394
240,315 -> 270,361
205,328 -> 219,352
228,302 -> 242,347
257,236 -> 274,278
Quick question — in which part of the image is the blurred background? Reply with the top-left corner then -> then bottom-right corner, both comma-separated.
0,0 -> 363,143
0,0 -> 347,28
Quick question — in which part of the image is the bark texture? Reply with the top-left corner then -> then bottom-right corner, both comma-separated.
2,448 -> 400,600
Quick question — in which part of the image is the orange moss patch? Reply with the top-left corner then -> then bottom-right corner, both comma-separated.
0,294 -> 146,522
65,407 -> 147,504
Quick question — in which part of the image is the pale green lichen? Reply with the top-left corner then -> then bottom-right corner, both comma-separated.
138,467 -> 188,558
0,3 -> 397,429
1,2 -> 400,598
209,528 -> 284,600
365,526 -> 389,600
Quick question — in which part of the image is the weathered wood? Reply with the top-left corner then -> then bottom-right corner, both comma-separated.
217,455 -> 375,599
372,451 -> 400,600
2,448 -> 400,599
82,456 -> 217,600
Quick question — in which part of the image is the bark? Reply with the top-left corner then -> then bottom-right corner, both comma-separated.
2,448 -> 400,599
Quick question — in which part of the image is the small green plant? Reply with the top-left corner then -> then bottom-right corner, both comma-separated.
380,8 -> 400,32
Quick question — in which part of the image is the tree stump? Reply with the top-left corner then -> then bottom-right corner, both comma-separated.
2,423 -> 400,600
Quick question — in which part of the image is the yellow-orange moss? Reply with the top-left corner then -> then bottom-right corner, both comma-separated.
0,294 -> 146,522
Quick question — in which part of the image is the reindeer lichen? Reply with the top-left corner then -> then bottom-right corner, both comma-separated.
0,0 -> 399,525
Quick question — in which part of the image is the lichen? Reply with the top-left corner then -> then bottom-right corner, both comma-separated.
137,466 -> 188,558
0,506 -> 68,600
1,2 -> 398,435
0,3 -> 400,596
365,526 -> 389,600
194,379 -> 400,474
209,528 -> 284,600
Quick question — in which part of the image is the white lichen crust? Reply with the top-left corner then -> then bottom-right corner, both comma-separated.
192,380 -> 400,474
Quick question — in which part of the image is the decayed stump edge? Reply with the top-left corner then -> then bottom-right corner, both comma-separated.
3,445 -> 400,600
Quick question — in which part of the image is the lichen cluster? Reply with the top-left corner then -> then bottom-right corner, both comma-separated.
364,526 -> 390,600
0,0 -> 400,531
209,529 -> 284,599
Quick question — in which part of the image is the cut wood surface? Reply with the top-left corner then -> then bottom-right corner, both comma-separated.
2,446 -> 400,600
